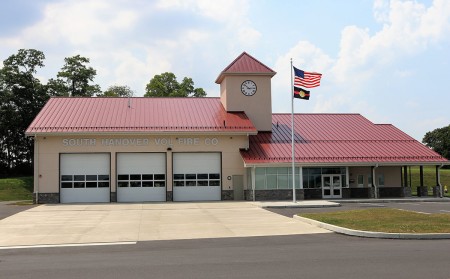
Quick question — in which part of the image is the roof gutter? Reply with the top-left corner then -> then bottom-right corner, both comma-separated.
25,130 -> 259,137
242,161 -> 449,168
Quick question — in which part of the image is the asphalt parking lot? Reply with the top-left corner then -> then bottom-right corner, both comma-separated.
266,200 -> 450,217
0,201 -> 37,220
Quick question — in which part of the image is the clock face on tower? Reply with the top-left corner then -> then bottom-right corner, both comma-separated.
241,80 -> 257,96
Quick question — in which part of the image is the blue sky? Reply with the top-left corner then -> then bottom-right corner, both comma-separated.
0,0 -> 448,141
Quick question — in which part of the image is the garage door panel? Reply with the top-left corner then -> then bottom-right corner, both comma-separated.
117,187 -> 166,202
60,188 -> 110,203
173,153 -> 220,173
173,153 -> 221,202
61,154 -> 109,175
117,153 -> 166,202
117,153 -> 165,174
60,154 -> 110,203
173,187 -> 220,202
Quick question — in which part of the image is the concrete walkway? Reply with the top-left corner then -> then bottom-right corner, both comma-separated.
0,202 -> 330,248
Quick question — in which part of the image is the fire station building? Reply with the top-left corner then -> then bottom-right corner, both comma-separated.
26,52 -> 448,203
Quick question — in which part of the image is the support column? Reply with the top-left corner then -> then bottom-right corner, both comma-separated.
401,167 -> 403,187
401,166 -> 412,197
409,166 -> 412,187
251,167 -> 256,201
433,165 -> 443,198
420,166 -> 424,187
436,165 -> 439,186
417,165 -> 427,197
403,166 -> 408,187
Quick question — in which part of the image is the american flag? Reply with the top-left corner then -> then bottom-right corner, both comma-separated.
293,66 -> 322,88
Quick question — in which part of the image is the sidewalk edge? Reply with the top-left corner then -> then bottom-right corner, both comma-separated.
293,215 -> 450,239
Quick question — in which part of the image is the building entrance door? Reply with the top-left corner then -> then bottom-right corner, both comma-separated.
322,175 -> 342,199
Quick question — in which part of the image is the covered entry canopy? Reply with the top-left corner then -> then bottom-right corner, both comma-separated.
241,114 -> 448,200
241,114 -> 448,166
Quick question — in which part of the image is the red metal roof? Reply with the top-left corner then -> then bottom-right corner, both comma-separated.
215,52 -> 276,83
240,114 -> 448,165
26,97 -> 257,134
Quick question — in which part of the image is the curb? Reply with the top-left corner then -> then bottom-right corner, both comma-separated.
259,203 -> 341,209
293,215 -> 450,240
336,198 -> 450,204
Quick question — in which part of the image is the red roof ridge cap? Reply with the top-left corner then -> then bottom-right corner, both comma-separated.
215,52 -> 276,83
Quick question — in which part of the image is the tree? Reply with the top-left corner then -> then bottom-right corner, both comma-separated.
0,49 -> 49,176
53,55 -> 101,97
423,125 -> 450,160
97,85 -> 134,97
144,72 -> 206,97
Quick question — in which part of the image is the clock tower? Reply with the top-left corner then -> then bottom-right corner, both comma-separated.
215,52 -> 276,132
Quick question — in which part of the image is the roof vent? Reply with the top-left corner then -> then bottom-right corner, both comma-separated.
128,97 -> 131,108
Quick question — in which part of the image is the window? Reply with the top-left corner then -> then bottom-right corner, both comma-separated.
173,173 -> 220,187
357,175 -> 364,187
117,173 -> 165,188
255,167 -> 301,190
254,167 -> 346,190
368,175 -> 372,187
378,174 -> 385,187
60,174 -> 110,188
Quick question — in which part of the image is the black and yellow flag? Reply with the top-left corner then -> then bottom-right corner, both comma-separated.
293,86 -> 310,100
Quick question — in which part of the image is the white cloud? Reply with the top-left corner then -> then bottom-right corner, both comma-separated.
271,0 -> 450,118
156,0 -> 248,22
156,0 -> 260,49
19,1 -> 138,46
0,0 -> 264,97
332,0 -> 450,86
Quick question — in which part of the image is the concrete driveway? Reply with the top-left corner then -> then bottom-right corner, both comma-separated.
0,202 -> 330,248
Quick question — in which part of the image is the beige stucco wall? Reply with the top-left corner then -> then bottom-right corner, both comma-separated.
378,166 -> 402,187
349,166 -> 402,187
34,134 -> 249,195
220,75 -> 272,131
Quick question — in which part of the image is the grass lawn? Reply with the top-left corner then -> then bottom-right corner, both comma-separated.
0,177 -> 33,201
408,166 -> 450,197
299,208 -> 450,233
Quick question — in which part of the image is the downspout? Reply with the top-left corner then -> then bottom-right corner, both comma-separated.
438,164 -> 444,198
251,166 -> 256,202
346,167 -> 350,189
34,135 -> 39,204
373,164 -> 379,199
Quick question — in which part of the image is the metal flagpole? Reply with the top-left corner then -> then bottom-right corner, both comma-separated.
290,59 -> 296,203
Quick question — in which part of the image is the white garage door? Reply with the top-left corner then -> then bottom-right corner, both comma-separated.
173,153 -> 221,201
60,153 -> 110,203
117,153 -> 166,202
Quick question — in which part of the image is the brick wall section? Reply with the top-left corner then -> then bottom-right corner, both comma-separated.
221,190 -> 234,200
244,190 -> 305,201
35,193 -> 59,204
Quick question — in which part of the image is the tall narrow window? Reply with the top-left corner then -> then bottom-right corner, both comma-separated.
378,174 -> 385,187
357,175 -> 364,187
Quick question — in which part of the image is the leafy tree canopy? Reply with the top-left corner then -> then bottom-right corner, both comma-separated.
98,85 -> 134,97
51,55 -> 101,97
423,125 -> 450,160
0,49 -> 49,175
144,72 -> 206,97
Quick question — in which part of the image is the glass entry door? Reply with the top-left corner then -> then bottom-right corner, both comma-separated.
322,175 -> 342,199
